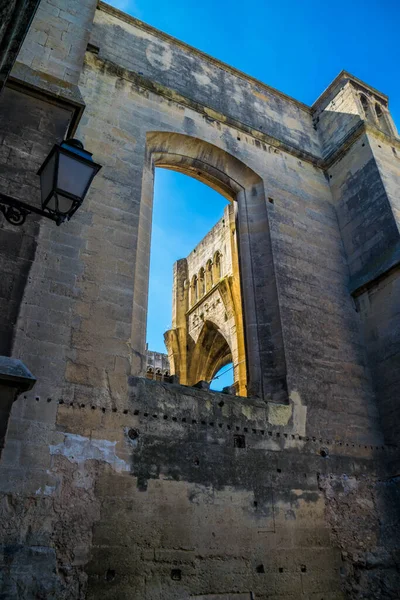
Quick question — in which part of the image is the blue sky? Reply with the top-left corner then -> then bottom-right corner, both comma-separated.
107,0 -> 399,387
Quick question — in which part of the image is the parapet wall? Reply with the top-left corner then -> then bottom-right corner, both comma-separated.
3,378 -> 397,598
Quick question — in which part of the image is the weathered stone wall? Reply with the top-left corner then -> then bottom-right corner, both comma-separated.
3,379 -> 399,599
355,268 -> 400,445
0,1 -> 400,598
0,86 -> 75,355
313,79 -> 361,159
327,127 -> 400,445
0,0 -> 40,92
90,3 -> 321,159
16,0 -> 97,84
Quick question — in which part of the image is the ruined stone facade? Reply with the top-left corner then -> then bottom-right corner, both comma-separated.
165,203 -> 246,394
145,346 -> 170,381
0,1 -> 400,599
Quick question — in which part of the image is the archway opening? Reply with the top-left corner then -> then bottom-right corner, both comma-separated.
131,131 -> 289,403
145,167 -> 247,395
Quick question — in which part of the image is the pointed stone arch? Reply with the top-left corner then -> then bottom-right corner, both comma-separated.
132,131 -> 288,402
189,320 -> 233,385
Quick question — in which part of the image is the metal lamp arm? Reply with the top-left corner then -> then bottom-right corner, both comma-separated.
0,192 -> 59,226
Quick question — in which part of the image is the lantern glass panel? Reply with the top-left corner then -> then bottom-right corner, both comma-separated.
39,151 -> 56,208
57,193 -> 75,215
57,152 -> 95,198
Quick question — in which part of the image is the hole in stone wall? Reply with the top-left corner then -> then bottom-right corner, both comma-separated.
301,565 -> 307,573
128,428 -> 139,440
105,569 -> 116,582
171,569 -> 182,581
279,567 -> 284,573
268,197 -> 274,204
233,434 -> 246,448
256,564 -> 265,573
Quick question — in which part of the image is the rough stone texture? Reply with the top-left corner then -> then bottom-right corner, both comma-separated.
0,85 -> 75,356
0,0 -> 40,93
15,0 -> 97,85
0,1 -> 400,598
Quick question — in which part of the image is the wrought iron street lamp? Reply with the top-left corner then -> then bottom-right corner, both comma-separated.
0,139 -> 101,226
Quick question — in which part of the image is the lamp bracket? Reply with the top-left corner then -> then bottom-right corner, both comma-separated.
0,192 -> 60,227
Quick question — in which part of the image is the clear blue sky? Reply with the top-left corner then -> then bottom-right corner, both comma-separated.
107,0 -> 399,388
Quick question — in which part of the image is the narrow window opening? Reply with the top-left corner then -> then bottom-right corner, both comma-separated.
146,169 -> 247,396
198,267 -> 205,297
206,259 -> 213,292
359,93 -> 374,122
375,103 -> 391,135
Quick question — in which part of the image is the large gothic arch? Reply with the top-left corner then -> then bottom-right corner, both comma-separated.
131,131 -> 288,402
188,320 -> 233,386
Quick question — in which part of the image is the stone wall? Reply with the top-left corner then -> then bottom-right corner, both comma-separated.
16,0 -> 97,85
0,1 -> 400,598
2,379 -> 399,599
